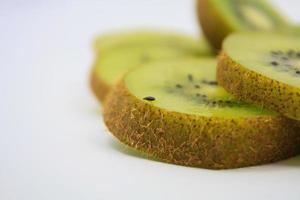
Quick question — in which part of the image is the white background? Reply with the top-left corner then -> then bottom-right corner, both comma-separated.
1,0 -> 300,199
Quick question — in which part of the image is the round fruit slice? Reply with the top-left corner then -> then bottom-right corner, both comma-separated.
103,59 -> 300,169
285,25 -> 300,36
91,31 -> 213,102
217,32 -> 300,121
197,0 -> 288,50
94,30 -> 212,55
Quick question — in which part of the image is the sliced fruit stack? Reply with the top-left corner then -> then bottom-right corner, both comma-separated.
91,0 -> 300,169
91,30 -> 212,101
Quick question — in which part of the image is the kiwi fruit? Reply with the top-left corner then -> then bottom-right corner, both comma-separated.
93,30 -> 212,55
217,32 -> 300,121
91,31 -> 213,102
197,0 -> 289,50
103,59 -> 300,169
283,25 -> 300,36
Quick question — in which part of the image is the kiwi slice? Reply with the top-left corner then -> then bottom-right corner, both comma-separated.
217,32 -> 300,121
283,25 -> 300,36
94,30 -> 212,55
91,31 -> 213,102
103,59 -> 300,169
197,0 -> 288,50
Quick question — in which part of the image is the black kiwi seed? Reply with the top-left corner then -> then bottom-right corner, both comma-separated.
281,56 -> 288,60
143,96 -> 156,101
202,80 -> 214,85
176,84 -> 183,88
188,74 -> 193,82
196,93 -> 207,98
202,80 -> 217,85
271,61 -> 278,66
296,71 -> 300,75
194,84 -> 200,88
209,81 -> 218,85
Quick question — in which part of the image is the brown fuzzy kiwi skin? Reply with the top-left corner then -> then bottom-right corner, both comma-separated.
90,67 -> 111,102
197,0 -> 233,51
217,53 -> 300,121
103,80 -> 300,170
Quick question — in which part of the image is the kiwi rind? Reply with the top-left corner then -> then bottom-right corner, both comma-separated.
90,68 -> 110,102
91,31 -> 213,102
197,0 -> 288,50
197,0 -> 231,50
103,70 -> 300,170
217,53 -> 300,121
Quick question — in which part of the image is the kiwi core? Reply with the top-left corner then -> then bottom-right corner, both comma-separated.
125,59 -> 274,117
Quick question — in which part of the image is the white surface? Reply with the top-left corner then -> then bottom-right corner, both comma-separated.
1,0 -> 300,200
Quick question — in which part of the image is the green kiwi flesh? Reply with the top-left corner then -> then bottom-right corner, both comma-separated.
91,31 -> 213,101
103,59 -> 300,169
197,0 -> 288,50
217,32 -> 300,121
282,25 -> 300,36
94,30 -> 212,55
95,46 -> 206,88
